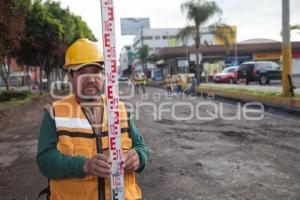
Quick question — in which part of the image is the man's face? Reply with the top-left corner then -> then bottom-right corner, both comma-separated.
70,65 -> 104,101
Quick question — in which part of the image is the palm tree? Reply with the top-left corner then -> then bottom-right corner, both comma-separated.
177,0 -> 234,83
147,53 -> 159,64
291,24 -> 300,35
290,24 -> 300,31
138,44 -> 149,75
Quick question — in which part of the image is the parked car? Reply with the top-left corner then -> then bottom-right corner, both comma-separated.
213,66 -> 238,84
237,61 -> 281,85
118,75 -> 129,82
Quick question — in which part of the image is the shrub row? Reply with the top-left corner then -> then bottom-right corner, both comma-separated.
0,91 -> 31,102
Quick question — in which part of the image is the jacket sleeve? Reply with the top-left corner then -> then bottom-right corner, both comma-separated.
128,113 -> 149,173
36,111 -> 86,179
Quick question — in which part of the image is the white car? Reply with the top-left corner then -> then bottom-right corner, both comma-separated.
118,75 -> 129,82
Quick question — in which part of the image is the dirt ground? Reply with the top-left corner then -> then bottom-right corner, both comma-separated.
0,87 -> 299,200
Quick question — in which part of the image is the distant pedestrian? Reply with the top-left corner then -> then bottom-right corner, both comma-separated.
184,77 -> 197,94
176,74 -> 183,93
134,74 -> 140,94
140,74 -> 147,94
165,74 -> 173,93
126,77 -> 133,93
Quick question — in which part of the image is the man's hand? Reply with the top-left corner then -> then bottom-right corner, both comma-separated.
83,154 -> 111,178
123,149 -> 140,172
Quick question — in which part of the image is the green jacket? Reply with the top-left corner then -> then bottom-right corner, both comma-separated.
139,77 -> 147,85
37,111 -> 149,179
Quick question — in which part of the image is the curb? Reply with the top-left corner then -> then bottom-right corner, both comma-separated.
197,88 -> 300,116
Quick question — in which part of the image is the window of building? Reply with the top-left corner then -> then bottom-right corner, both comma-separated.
168,35 -> 176,39
178,66 -> 188,74
154,36 -> 160,40
162,35 -> 176,40
142,36 -> 153,40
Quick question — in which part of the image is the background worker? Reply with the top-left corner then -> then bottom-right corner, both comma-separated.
176,74 -> 183,94
134,74 -> 140,95
140,74 -> 147,94
165,74 -> 173,93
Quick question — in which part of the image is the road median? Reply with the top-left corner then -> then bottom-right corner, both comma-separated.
196,84 -> 300,113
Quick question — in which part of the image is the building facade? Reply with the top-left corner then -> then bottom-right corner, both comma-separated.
156,40 -> 300,79
119,45 -> 134,76
122,27 -> 235,80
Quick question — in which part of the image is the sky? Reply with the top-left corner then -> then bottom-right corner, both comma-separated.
53,0 -> 300,57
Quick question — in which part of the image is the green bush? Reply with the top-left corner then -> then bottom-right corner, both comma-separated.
0,91 -> 31,102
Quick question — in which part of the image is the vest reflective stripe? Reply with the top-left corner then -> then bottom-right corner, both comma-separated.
55,117 -> 92,130
50,95 -> 142,200
57,127 -> 94,134
57,128 -> 130,138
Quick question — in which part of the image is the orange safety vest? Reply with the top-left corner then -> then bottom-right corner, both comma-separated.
50,95 -> 142,200
176,78 -> 183,86
166,78 -> 172,87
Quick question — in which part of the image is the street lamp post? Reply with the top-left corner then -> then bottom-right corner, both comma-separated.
140,26 -> 144,47
282,0 -> 292,96
234,28 -> 238,66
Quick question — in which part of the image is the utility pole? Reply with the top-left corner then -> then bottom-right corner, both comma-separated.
234,42 -> 238,65
140,26 -> 146,75
141,26 -> 144,47
234,28 -> 238,66
282,0 -> 292,96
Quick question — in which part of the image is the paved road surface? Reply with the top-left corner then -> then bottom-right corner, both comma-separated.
0,87 -> 299,199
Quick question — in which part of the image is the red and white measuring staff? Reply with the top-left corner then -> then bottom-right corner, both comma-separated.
100,0 -> 125,199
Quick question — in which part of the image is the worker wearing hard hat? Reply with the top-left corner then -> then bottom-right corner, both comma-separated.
134,73 -> 140,94
176,74 -> 183,94
165,74 -> 173,93
139,74 -> 147,94
36,38 -> 149,200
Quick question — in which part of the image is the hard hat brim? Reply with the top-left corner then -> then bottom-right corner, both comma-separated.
69,62 -> 104,72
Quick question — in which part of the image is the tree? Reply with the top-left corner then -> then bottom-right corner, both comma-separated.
291,24 -> 300,36
176,0 -> 234,83
290,24 -> 300,31
0,0 -> 30,90
13,0 -> 97,93
280,24 -> 300,36
138,45 -> 150,75
12,0 -> 51,90
72,15 -> 97,42
1,0 -> 97,93
20,0 -> 63,94
42,0 -> 96,89
148,53 -> 159,64
45,1 -> 96,43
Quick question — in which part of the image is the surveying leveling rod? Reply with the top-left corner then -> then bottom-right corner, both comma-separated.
100,0 -> 125,199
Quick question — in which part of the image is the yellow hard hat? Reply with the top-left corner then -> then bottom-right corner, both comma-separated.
64,38 -> 104,70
